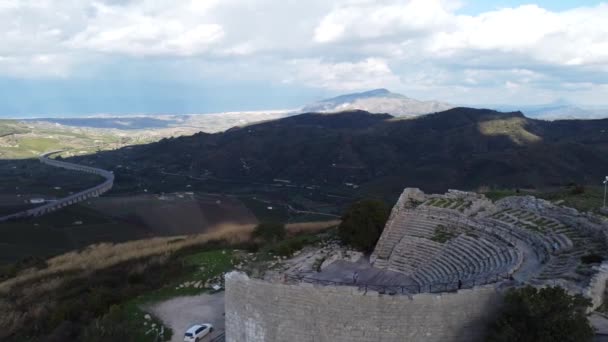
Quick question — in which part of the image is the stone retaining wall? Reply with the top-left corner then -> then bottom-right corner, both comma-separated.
585,261 -> 608,311
225,272 -> 503,342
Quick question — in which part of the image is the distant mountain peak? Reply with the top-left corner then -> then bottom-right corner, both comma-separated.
362,88 -> 391,96
549,97 -> 573,106
302,89 -> 453,117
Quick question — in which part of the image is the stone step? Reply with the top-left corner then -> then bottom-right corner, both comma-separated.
373,258 -> 389,268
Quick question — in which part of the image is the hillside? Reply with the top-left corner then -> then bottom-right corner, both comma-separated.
0,119 -> 152,159
301,89 -> 454,117
73,108 -> 608,199
0,111 -> 293,159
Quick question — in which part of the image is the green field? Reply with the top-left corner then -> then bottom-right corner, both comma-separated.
139,249 -> 235,302
0,120 -> 29,137
0,205 -> 142,263
483,185 -> 606,213
0,119 -> 153,159
238,196 -> 290,223
537,186 -> 605,213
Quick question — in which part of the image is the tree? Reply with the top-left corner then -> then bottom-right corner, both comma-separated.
570,184 -> 586,195
82,305 -> 137,342
338,199 -> 389,253
486,286 -> 594,342
253,222 -> 286,243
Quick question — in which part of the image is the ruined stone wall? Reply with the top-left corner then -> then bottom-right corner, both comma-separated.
225,272 -> 503,342
585,262 -> 608,311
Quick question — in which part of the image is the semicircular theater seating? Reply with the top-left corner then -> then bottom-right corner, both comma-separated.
372,208 -> 522,287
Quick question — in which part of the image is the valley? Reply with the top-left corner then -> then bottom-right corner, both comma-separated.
3,107 -> 608,266
69,108 -> 608,200
2,1 -> 607,340
2,106 -> 608,342
0,110 -> 291,160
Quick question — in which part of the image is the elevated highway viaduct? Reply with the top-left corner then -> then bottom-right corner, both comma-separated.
0,151 -> 114,222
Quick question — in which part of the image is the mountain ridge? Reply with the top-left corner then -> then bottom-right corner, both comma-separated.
301,89 -> 454,117
73,107 -> 608,199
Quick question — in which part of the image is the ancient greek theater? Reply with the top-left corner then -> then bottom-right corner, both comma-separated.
225,188 -> 608,342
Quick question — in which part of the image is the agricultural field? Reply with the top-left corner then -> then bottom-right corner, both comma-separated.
0,159 -> 103,195
0,151 -> 347,265
0,205 -> 135,263
0,111 -> 292,160
0,185 -> 343,265
0,119 -> 154,159
537,185 -> 606,214
0,193 -> 259,264
86,193 -> 258,235
482,185 -> 606,214
0,159 -> 103,216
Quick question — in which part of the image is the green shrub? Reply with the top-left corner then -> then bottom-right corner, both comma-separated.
264,234 -> 321,257
581,254 -> 603,264
430,225 -> 458,243
82,305 -> 139,342
313,256 -> 326,272
570,184 -> 586,195
9,253 -> 192,340
338,199 -> 389,253
253,222 -> 286,243
486,286 -> 593,342
0,256 -> 48,282
0,264 -> 17,282
271,239 -> 303,257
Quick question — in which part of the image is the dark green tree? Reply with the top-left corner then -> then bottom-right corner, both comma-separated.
486,286 -> 593,342
338,199 -> 389,253
82,305 -> 139,342
253,222 -> 286,243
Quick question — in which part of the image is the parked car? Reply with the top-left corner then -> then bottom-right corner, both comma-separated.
184,324 -> 214,342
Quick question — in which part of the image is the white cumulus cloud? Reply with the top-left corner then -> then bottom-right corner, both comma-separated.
314,0 -> 456,43
68,2 -> 225,56
284,58 -> 402,91
0,0 -> 606,105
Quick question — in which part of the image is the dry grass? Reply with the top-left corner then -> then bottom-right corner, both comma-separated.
0,219 -> 338,338
285,220 -> 340,235
0,220 -> 338,294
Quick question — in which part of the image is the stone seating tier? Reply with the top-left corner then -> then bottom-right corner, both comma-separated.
387,237 -> 443,274
410,235 -> 517,286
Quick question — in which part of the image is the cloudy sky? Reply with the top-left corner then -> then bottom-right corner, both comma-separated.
0,0 -> 607,117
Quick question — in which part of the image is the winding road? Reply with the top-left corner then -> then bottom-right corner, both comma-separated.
0,151 -> 114,222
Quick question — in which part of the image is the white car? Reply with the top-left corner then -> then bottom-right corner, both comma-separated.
184,324 -> 214,342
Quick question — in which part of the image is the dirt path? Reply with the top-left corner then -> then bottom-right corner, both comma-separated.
147,292 -> 225,342
511,239 -> 543,282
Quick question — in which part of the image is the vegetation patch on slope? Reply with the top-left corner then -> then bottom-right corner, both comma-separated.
478,117 -> 542,145
486,286 -> 593,342
0,220 -> 337,341
430,225 -> 458,243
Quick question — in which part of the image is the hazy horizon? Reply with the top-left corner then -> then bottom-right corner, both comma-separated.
3,89 -> 607,120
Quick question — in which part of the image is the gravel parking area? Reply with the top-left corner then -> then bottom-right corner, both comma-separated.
147,292 -> 225,342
